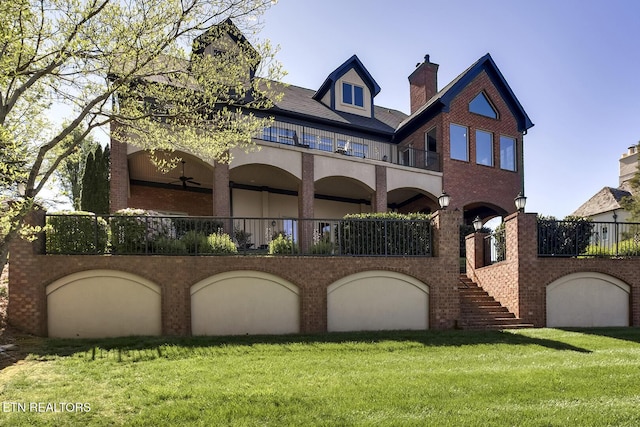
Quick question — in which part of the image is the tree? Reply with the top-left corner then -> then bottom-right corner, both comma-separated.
621,142 -> 640,221
80,145 -> 110,214
55,127 -> 101,210
0,0 -> 283,271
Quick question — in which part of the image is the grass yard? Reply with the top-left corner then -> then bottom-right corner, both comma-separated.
1,328 -> 640,426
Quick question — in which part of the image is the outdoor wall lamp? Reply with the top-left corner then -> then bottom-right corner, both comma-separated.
514,192 -> 527,212
438,191 -> 450,210
472,216 -> 483,231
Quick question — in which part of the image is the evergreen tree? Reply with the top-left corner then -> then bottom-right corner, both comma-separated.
80,145 -> 110,214
620,142 -> 640,221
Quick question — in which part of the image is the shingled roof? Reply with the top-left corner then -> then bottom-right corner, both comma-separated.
396,53 -> 534,136
268,82 -> 408,136
571,182 -> 634,217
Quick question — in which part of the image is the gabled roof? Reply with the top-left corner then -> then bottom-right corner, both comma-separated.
571,182 -> 633,217
397,53 -> 534,134
313,55 -> 381,102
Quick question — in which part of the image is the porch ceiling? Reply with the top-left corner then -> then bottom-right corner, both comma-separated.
128,152 -> 213,189
230,164 -> 300,192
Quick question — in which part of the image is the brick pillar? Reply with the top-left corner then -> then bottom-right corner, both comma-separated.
374,165 -> 387,213
109,122 -> 129,213
465,232 -> 488,281
513,212 -> 544,326
431,209 -> 462,329
298,152 -> 314,252
8,209 -> 47,336
213,161 -> 230,217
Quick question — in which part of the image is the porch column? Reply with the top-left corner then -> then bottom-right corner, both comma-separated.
109,122 -> 129,213
298,152 -> 314,252
213,161 -> 230,217
374,164 -> 387,213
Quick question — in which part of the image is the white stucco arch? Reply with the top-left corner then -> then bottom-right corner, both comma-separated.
386,166 -> 442,195
327,271 -> 429,332
546,272 -> 630,327
230,144 -> 302,180
46,270 -> 162,338
314,155 -> 376,190
191,270 -> 300,335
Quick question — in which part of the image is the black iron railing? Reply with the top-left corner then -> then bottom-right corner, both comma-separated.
538,218 -> 640,257
45,214 -> 433,257
258,121 -> 441,172
483,228 -> 506,264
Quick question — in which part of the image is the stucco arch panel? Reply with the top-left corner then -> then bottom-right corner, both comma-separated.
327,271 -> 429,332
546,272 -> 630,327
230,145 -> 302,180
386,167 -> 442,195
191,270 -> 300,335
46,270 -> 162,338
314,156 -> 375,190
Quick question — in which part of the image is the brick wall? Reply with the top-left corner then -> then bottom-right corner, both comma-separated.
467,212 -> 640,327
440,71 -> 523,215
8,210 -> 463,336
129,184 -> 214,216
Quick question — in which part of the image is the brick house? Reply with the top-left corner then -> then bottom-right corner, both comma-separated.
110,22 -> 534,225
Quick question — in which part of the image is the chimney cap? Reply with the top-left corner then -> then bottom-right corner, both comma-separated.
424,54 -> 430,63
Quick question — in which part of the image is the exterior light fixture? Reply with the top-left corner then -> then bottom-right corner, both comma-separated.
514,192 -> 527,212
472,216 -> 483,231
271,220 -> 277,227
438,191 -> 450,210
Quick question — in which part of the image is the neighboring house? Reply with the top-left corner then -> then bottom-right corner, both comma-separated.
110,21 -> 534,225
572,145 -> 638,222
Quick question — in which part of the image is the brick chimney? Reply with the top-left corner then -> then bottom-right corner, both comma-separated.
408,55 -> 439,114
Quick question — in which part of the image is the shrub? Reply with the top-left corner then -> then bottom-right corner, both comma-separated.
173,218 -> 225,238
207,233 -> 238,254
538,215 -> 593,256
338,212 -> 432,256
46,212 -> 108,254
269,233 -> 298,255
180,230 -> 211,254
110,209 -> 174,254
152,237 -> 188,255
310,238 -> 335,255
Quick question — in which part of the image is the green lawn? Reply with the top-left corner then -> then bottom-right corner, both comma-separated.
1,328 -> 640,426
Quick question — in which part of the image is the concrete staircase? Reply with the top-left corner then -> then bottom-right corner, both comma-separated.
458,275 -> 533,330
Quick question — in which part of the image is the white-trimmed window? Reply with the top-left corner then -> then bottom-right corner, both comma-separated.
500,135 -> 517,171
476,130 -> 493,166
342,82 -> 364,107
450,124 -> 468,161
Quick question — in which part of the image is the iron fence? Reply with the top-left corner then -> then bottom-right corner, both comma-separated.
45,214 -> 433,257
538,218 -> 640,257
483,228 -> 506,264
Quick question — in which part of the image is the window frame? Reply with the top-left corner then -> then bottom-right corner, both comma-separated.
449,123 -> 469,162
469,91 -> 498,119
499,135 -> 517,171
342,82 -> 365,108
475,129 -> 494,167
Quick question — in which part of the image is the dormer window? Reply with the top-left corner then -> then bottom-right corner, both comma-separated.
469,92 -> 498,119
342,82 -> 364,108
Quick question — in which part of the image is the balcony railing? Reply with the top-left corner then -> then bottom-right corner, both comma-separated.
483,228 -> 506,264
538,218 -> 640,257
257,120 -> 441,172
45,214 -> 433,257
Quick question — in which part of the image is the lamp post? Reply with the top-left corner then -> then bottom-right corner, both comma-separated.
438,191 -> 450,210
514,192 -> 527,212
472,216 -> 483,231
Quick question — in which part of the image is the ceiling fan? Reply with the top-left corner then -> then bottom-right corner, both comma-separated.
170,160 -> 201,189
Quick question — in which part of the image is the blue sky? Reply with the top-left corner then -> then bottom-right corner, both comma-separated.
257,0 -> 640,218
